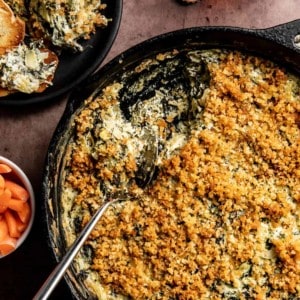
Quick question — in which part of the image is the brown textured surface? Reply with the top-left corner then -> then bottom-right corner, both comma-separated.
0,1 -> 299,299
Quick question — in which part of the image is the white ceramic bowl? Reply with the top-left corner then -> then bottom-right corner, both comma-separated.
0,156 -> 35,258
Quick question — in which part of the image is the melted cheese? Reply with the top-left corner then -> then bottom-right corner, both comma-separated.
0,42 -> 57,93
30,0 -> 109,51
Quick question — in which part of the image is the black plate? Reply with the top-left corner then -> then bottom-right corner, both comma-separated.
0,0 -> 122,106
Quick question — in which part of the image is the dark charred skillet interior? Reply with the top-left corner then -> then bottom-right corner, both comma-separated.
43,20 -> 300,299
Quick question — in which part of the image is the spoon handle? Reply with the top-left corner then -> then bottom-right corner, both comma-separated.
33,200 -> 114,300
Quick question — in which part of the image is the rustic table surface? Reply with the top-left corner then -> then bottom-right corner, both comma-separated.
0,0 -> 299,299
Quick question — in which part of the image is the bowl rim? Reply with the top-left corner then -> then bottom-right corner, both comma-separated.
0,155 -> 35,258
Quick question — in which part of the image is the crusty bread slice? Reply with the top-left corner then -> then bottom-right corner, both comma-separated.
0,46 -> 59,96
0,0 -> 25,55
0,87 -> 13,97
35,48 -> 59,93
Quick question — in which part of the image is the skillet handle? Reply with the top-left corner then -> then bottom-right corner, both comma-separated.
256,19 -> 300,52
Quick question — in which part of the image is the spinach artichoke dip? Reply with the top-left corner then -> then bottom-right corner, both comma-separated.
0,0 -> 109,96
29,0 -> 109,51
59,49 -> 300,299
0,42 -> 58,94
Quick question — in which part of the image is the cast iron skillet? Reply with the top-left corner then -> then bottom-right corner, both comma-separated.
0,0 -> 122,106
43,20 -> 300,299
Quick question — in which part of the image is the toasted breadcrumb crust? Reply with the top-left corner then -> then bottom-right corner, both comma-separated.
61,50 -> 300,299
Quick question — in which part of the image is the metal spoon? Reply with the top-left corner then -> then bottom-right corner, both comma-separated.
33,198 -> 121,300
33,127 -> 158,300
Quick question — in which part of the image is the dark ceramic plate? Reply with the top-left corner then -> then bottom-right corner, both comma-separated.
0,0 -> 122,106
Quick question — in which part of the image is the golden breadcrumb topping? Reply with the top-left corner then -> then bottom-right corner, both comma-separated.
61,50 -> 300,299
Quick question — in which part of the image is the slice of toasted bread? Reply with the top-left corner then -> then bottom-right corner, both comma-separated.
0,0 -> 25,55
0,43 -> 59,96
35,48 -> 59,93
0,86 -> 13,97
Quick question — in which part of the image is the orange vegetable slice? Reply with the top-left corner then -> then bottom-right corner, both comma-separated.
15,215 -> 27,233
4,210 -> 20,238
0,218 -> 9,241
0,174 -> 5,193
4,180 -> 29,202
0,205 -> 7,213
0,163 -> 12,174
0,207 -> 6,213
0,188 -> 12,206
0,237 -> 17,255
17,201 -> 31,224
7,198 -> 26,212
0,166 -> 32,255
